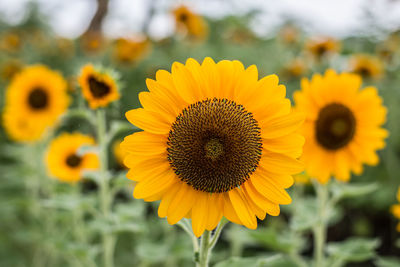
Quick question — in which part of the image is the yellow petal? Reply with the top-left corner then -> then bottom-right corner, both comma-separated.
167,183 -> 196,225
259,152 -> 304,174
121,131 -> 166,155
191,192 -> 208,237
260,111 -> 304,139
263,133 -> 305,158
229,188 -> 257,229
126,108 -> 171,134
205,193 -> 223,231
250,175 -> 292,205
133,169 -> 177,199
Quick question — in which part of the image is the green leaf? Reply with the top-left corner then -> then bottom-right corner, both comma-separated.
249,228 -> 301,253
215,255 -> 297,267
330,182 -> 378,202
326,237 -> 379,263
375,256 -> 400,267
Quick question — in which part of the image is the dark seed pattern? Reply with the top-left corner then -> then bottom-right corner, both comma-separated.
315,103 -> 356,150
88,75 -> 111,98
167,98 -> 262,193
28,88 -> 48,109
66,154 -> 82,168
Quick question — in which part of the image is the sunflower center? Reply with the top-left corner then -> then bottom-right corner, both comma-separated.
28,88 -> 48,109
357,67 -> 371,77
179,13 -> 188,22
315,103 -> 356,150
88,76 -> 111,98
316,45 -> 327,56
66,154 -> 82,168
167,98 -> 262,193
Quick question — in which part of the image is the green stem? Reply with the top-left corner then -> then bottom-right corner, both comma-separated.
312,180 -> 328,267
96,109 -> 115,267
197,220 -> 228,267
197,231 -> 211,267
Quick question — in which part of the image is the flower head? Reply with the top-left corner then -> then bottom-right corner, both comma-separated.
121,58 -> 304,237
113,37 -> 151,64
306,36 -> 340,60
348,54 -> 384,80
173,5 -> 208,40
78,64 -> 120,109
294,69 -> 388,183
2,65 -> 69,142
46,132 -> 99,183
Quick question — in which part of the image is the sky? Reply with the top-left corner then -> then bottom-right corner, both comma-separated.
0,0 -> 400,39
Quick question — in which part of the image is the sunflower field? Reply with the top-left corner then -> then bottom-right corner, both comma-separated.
1,1 -> 400,267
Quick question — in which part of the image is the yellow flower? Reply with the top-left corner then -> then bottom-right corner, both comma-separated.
78,64 -> 120,109
391,187 -> 400,232
113,140 -> 128,169
46,132 -> 99,183
294,69 -> 388,183
306,36 -> 340,60
2,65 -> 69,142
0,59 -> 23,81
80,32 -> 104,53
173,5 -> 208,40
0,32 -> 21,52
349,54 -> 384,80
113,37 -> 151,64
283,58 -> 308,78
121,58 -> 304,237
279,24 -> 299,45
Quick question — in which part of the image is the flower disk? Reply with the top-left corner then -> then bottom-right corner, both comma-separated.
167,98 -> 262,193
122,58 -> 304,237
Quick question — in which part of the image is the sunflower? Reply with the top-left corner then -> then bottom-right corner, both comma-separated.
121,58 -> 304,237
283,58 -> 308,79
46,132 -> 99,183
173,5 -> 208,40
294,69 -> 388,183
279,24 -> 299,45
78,64 -> 120,109
113,37 -> 151,64
2,65 -> 69,142
80,32 -> 104,53
348,54 -> 384,80
306,36 -> 340,60
0,59 -> 23,81
391,187 -> 400,232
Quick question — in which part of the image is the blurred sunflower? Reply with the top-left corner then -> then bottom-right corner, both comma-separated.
80,32 -> 104,53
391,187 -> 400,232
2,108 -> 49,142
113,140 -> 128,169
0,59 -> 23,81
173,5 -> 208,40
279,24 -> 299,45
2,65 -> 69,142
46,132 -> 99,183
306,36 -> 340,60
294,69 -> 387,183
78,64 -> 120,109
113,37 -> 151,64
121,58 -> 304,237
349,54 -> 384,80
0,31 -> 21,53
283,58 -> 308,79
